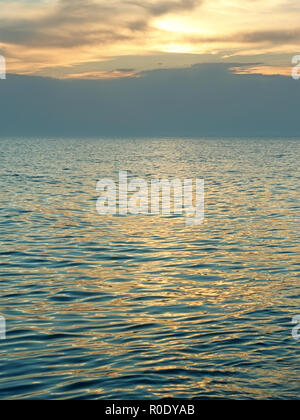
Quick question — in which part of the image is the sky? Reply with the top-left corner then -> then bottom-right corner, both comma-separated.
0,0 -> 299,138
0,0 -> 300,79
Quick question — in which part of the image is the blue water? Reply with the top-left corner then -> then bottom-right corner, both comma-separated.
0,137 -> 299,400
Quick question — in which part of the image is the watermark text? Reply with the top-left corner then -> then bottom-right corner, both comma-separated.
292,55 -> 300,80
292,316 -> 300,340
0,55 -> 6,80
96,172 -> 204,226
0,316 -> 6,340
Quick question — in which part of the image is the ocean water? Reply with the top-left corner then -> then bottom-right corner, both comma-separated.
0,137 -> 299,400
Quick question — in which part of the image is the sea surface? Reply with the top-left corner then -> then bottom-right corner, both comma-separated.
0,137 -> 299,400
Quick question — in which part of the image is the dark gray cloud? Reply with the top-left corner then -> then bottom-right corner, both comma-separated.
188,29 -> 300,45
0,26 -> 133,48
1,63 -> 299,138
236,29 -> 300,44
128,0 -> 201,16
0,0 -> 132,47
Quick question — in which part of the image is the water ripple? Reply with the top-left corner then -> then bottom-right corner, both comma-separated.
0,137 -> 299,399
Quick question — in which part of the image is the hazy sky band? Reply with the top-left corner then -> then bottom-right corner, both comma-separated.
0,0 -> 299,78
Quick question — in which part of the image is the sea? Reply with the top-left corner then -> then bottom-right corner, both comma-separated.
0,137 -> 299,399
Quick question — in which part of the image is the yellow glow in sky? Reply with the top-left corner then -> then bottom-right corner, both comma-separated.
154,16 -> 210,35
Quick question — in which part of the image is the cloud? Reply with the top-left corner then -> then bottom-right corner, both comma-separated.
0,0 -> 300,77
236,29 -> 300,44
129,0 -> 201,16
1,63 -> 299,138
187,29 -> 300,46
231,65 -> 292,77
0,1 -> 136,48
0,0 -> 202,48
65,69 -> 140,80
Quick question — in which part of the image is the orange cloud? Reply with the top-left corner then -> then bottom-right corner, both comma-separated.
231,65 -> 293,77
65,69 -> 141,80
